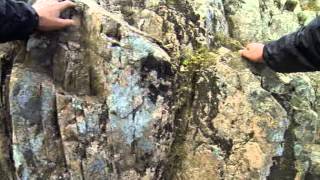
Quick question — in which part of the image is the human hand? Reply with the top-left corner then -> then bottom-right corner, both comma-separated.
32,0 -> 77,31
239,43 -> 265,63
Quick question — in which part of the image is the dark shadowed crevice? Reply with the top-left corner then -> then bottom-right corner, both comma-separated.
140,54 -> 174,104
191,69 -> 233,158
0,45 -> 17,180
139,54 -> 176,178
267,123 -> 298,180
162,64 -> 228,178
266,93 -> 298,180
52,95 -> 71,178
255,68 -> 298,179
284,0 -> 298,11
160,71 -> 193,180
305,172 -> 320,179
222,1 -> 238,40
98,104 -> 109,134
164,1 -> 203,49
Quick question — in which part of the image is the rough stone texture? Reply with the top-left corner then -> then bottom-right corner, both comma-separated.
0,0 -> 320,179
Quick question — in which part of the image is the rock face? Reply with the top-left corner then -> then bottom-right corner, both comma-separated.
0,0 -> 320,179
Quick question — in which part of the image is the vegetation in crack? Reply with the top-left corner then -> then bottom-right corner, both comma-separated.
301,0 -> 320,11
161,69 -> 195,180
213,33 -> 244,50
181,48 -> 219,68
163,47 -> 238,179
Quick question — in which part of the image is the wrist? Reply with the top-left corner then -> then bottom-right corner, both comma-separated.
30,5 -> 40,31
261,44 -> 268,63
256,44 -> 265,63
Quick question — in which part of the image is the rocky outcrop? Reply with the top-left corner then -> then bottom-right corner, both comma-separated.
0,0 -> 320,179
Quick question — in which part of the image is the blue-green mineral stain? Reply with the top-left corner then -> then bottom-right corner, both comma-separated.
211,145 -> 224,160
275,144 -> 284,156
29,134 -> 45,154
89,158 -> 108,175
267,129 -> 285,143
266,118 -> 289,143
13,144 -> 31,180
77,120 -> 87,135
72,98 -> 83,110
123,35 -> 170,62
294,143 -> 304,157
108,73 -> 155,150
107,35 -> 167,151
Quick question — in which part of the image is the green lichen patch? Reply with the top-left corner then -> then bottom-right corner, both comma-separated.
165,0 -> 180,6
297,11 -> 318,26
214,33 -> 244,51
297,12 -> 309,25
181,48 -> 219,70
301,0 -> 320,11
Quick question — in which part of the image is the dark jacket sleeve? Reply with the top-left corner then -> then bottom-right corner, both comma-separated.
263,17 -> 320,73
0,0 -> 39,43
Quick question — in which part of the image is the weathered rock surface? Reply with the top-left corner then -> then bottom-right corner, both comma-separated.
0,0 -> 320,179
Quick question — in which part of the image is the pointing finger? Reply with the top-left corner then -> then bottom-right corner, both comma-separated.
240,49 -> 249,57
239,50 -> 244,56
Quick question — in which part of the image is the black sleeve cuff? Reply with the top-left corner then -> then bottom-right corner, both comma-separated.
263,43 -> 275,70
16,2 -> 39,40
27,5 -> 39,35
0,1 -> 39,43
